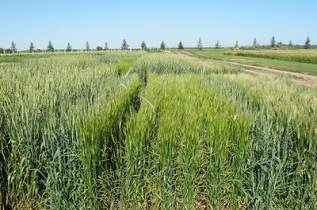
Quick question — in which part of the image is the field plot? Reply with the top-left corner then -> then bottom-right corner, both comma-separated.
226,49 -> 317,64
0,52 -> 317,209
185,49 -> 317,76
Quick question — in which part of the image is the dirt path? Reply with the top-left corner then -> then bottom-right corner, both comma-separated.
175,50 -> 317,87
225,61 -> 317,86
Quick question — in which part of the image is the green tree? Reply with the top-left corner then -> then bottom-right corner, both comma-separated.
288,40 -> 293,48
160,41 -> 166,50
47,41 -> 54,52
5,49 -> 13,54
104,42 -> 109,50
234,41 -> 239,49
10,41 -> 17,53
271,36 -> 276,48
96,46 -> 103,51
0,48 -> 4,54
215,41 -> 220,48
253,38 -> 258,48
85,41 -> 90,51
197,37 -> 203,50
29,42 -> 35,53
277,42 -> 283,48
121,39 -> 129,50
178,41 -> 184,49
141,41 -> 147,51
66,43 -> 72,52
305,36 -> 311,49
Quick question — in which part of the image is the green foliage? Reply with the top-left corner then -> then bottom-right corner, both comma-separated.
0,52 -> 141,209
141,41 -> 147,51
79,76 -> 141,208
253,38 -> 258,48
131,53 -> 240,75
271,36 -> 276,48
114,57 -> 137,76
160,41 -> 166,50
66,43 -> 72,52
178,41 -> 184,49
85,41 -> 90,51
10,41 -> 17,53
305,36 -> 311,49
29,42 -> 35,53
1,51 -> 316,209
96,46 -> 103,51
206,74 -> 317,209
47,40 -> 54,52
234,41 -> 239,48
121,39 -> 129,50
197,37 -> 203,50
226,49 -> 317,64
104,42 -> 109,50
215,40 -> 221,48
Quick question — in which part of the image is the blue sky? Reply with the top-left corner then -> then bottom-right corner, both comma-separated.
1,0 -> 316,49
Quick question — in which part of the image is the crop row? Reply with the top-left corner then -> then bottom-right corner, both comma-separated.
205,74 -> 317,209
0,53 -> 140,209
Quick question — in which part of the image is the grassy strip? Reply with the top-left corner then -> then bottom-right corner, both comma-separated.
0,53 -> 134,209
186,49 -> 317,76
131,53 -> 240,75
113,57 -> 137,76
79,76 -> 141,209
120,91 -> 160,209
226,49 -> 317,64
0,100 -> 11,209
205,74 -> 317,209
118,74 -> 251,209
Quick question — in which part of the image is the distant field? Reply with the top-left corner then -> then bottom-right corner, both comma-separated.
226,49 -> 317,64
1,52 -> 317,209
186,48 -> 317,76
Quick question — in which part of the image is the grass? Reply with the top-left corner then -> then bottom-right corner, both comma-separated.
120,74 -> 250,209
132,52 -> 241,75
0,53 -> 140,209
185,48 -> 317,76
1,51 -> 317,209
80,75 -> 141,209
226,49 -> 317,64
205,74 -> 317,208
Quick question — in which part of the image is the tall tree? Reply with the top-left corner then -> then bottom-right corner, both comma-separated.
178,41 -> 184,49
253,38 -> 258,48
234,41 -> 239,49
47,41 -> 54,52
305,36 -> 311,49
104,42 -> 109,50
10,41 -> 17,53
141,41 -> 147,51
288,40 -> 293,48
197,37 -> 203,50
277,42 -> 283,48
121,39 -> 129,50
85,41 -> 90,51
215,41 -> 220,49
271,36 -> 276,48
29,42 -> 35,53
66,43 -> 72,52
160,41 -> 166,50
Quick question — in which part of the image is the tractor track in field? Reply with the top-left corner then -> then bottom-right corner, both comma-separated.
225,61 -> 317,86
175,50 -> 317,87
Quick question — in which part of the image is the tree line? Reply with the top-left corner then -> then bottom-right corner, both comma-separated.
0,36 -> 314,54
